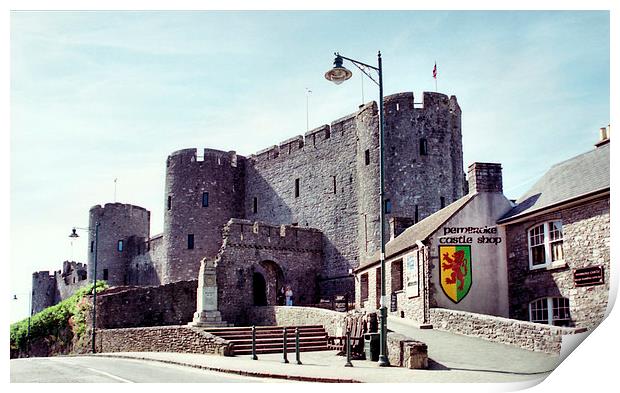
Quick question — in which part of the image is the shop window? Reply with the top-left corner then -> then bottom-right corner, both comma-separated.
360,273 -> 369,301
391,260 -> 403,292
529,297 -> 571,326
528,221 -> 564,269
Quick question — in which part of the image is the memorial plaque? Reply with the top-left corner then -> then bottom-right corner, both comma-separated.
574,266 -> 604,287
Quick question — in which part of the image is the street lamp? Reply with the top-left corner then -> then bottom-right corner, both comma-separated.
13,292 -> 32,357
69,222 -> 100,353
325,51 -> 390,367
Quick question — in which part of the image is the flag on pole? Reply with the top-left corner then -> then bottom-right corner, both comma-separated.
433,62 -> 437,79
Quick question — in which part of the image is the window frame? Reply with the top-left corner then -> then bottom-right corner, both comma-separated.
527,220 -> 564,270
529,297 -> 571,326
360,273 -> 369,302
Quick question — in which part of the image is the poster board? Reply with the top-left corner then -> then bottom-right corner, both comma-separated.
405,251 -> 420,298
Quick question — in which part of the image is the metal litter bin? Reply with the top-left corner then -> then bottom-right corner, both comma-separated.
363,333 -> 380,361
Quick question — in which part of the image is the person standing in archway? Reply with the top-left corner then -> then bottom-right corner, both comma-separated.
277,286 -> 285,306
285,286 -> 293,306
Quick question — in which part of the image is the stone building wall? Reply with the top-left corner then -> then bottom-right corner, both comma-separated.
92,280 -> 197,329
430,308 -> 586,354
95,325 -> 232,356
355,247 -> 429,323
504,196 -> 610,329
163,149 -> 245,284
88,203 -> 150,286
215,219 -> 323,325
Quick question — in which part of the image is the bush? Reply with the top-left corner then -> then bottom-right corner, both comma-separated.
10,281 -> 108,353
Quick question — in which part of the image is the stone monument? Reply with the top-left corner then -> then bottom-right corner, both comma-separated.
189,257 -> 228,327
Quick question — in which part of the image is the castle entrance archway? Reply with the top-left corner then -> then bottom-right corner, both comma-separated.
253,272 -> 267,306
259,260 -> 285,306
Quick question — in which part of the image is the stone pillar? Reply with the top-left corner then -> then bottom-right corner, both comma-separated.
189,258 -> 228,327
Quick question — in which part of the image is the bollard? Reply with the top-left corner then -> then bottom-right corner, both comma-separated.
295,327 -> 302,365
251,325 -> 258,360
283,327 -> 289,364
344,330 -> 353,367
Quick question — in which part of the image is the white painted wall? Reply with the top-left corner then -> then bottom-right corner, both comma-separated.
429,192 -> 513,317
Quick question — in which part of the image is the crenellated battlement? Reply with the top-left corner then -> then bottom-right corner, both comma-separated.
90,202 -> 150,218
248,102 -> 376,166
167,148 -> 243,168
32,271 -> 53,279
223,218 -> 323,252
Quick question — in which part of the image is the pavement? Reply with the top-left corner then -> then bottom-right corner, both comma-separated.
86,317 -> 562,384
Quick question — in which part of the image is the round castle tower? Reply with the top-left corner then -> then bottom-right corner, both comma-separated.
163,148 -> 245,284
88,203 -> 150,286
355,91 -> 464,258
31,271 -> 56,314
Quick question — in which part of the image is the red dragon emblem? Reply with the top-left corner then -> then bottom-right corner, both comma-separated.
442,249 -> 468,290
439,245 -> 472,303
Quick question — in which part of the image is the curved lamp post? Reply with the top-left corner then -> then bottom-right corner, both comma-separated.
325,51 -> 390,367
69,222 -> 100,353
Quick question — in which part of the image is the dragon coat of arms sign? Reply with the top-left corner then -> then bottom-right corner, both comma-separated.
439,245 -> 472,303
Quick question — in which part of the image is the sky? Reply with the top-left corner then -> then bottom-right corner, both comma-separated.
8,9 -> 611,324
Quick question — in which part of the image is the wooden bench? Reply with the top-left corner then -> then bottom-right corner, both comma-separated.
327,315 -> 367,359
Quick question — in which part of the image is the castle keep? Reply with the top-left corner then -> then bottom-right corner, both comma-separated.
32,91 -> 466,322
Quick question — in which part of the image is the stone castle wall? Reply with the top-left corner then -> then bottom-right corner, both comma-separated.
92,280 -> 198,329
215,219 -> 323,325
505,196 -> 610,329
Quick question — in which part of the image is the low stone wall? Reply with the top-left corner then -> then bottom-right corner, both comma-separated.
387,332 -> 428,369
248,306 -> 346,336
91,280 -> 197,329
430,308 -> 586,354
96,325 -> 233,356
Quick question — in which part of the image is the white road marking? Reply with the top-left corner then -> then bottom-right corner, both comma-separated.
84,367 -> 135,383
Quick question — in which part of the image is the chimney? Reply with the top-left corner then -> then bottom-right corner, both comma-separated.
467,162 -> 503,194
595,124 -> 610,148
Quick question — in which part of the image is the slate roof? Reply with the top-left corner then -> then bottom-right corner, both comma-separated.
499,143 -> 610,223
356,193 -> 477,271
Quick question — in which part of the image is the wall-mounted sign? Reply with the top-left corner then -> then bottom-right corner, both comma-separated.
574,266 -> 604,287
439,226 -> 502,245
405,251 -> 419,298
390,292 -> 398,312
439,245 -> 472,304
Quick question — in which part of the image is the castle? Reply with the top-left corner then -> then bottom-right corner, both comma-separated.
32,91 -> 466,320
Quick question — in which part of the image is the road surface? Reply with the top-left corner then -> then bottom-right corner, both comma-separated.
10,355 -> 282,383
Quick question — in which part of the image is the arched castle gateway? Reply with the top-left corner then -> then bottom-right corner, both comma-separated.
32,91 -> 466,323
